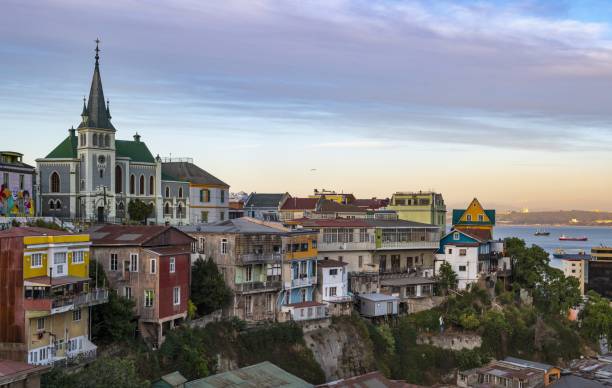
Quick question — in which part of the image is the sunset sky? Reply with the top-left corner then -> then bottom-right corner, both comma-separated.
2,1 -> 612,211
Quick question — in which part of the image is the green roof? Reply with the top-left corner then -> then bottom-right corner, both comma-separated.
115,140 -> 155,163
45,132 -> 78,159
44,134 -> 156,163
186,361 -> 313,388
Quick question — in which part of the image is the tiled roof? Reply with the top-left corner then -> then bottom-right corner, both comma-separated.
162,162 -> 228,187
245,193 -> 286,208
280,197 -> 319,210
455,227 -> 492,242
116,140 -> 156,163
0,359 -> 49,380
352,198 -> 389,210
89,225 -> 193,246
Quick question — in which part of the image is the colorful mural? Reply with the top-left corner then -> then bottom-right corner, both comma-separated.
0,184 -> 34,216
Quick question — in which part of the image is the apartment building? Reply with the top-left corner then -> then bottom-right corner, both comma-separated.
89,225 -> 193,347
0,227 -> 108,366
588,246 -> 612,298
387,191 -> 446,231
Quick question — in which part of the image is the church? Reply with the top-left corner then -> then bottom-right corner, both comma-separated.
36,42 -> 229,224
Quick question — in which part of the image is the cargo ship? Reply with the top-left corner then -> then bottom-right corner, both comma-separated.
559,235 -> 588,241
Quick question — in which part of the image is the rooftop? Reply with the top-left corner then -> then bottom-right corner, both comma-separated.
89,225 -> 193,246
162,161 -> 228,187
245,193 -> 287,208
380,276 -> 436,287
358,293 -> 400,302
317,371 -> 418,387
317,259 -> 348,268
185,361 -> 313,388
280,197 -> 319,211
0,359 -> 49,384
503,357 -> 555,372
0,226 -> 68,238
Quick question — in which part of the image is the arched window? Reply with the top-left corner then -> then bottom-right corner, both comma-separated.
105,134 -> 110,147
118,202 -> 125,211
177,203 -> 183,218
49,200 -> 55,210
55,200 -> 62,210
164,202 -> 170,216
149,176 -> 154,195
139,175 -> 145,195
165,186 -> 170,198
99,169 -> 104,179
130,174 -> 135,194
93,133 -> 98,146
50,172 -> 60,193
178,187 -> 183,198
115,165 -> 122,193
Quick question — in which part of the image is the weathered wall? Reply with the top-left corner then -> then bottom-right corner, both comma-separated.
417,332 -> 482,351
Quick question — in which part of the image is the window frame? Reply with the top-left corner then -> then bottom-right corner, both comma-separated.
144,289 -> 154,308
150,258 -> 157,274
72,250 -> 85,264
130,253 -> 139,272
31,253 -> 43,268
169,257 -> 176,273
173,286 -> 180,306
110,253 -> 118,271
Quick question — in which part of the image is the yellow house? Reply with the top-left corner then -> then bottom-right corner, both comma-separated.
452,198 -> 496,240
0,227 -> 108,366
309,189 -> 355,205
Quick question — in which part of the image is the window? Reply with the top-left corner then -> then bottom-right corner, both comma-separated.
245,295 -> 252,315
459,265 -> 467,272
139,175 -> 145,195
149,176 -> 154,195
453,232 -> 460,240
110,254 -> 118,271
329,268 -> 338,276
358,255 -> 363,268
221,239 -> 228,254
245,265 -> 253,282
73,308 -> 81,321
124,287 -> 132,300
144,290 -> 154,307
267,293 -> 273,312
198,237 -> 205,252
49,200 -> 55,210
99,169 -> 103,179
115,165 -> 122,193
72,251 -> 84,264
150,258 -> 157,274
466,215 -> 472,221
478,214 -> 484,222
177,203 -> 183,218
200,211 -> 208,223
50,172 -> 60,193
130,253 -> 138,272
37,317 -> 45,331
448,248 -> 453,254
105,134 -> 110,147
220,190 -> 225,203
169,257 -> 176,273
39,347 -> 47,362
329,287 -> 337,297
220,211 -> 225,221
165,186 -> 170,198
19,174 -> 24,190
164,202 -> 171,216
199,189 -> 209,202
2,172 -> 8,185
173,287 -> 180,305
31,253 -> 42,268
93,133 -> 98,146
55,200 -> 62,210
130,174 -> 135,194
53,252 -> 66,275
459,249 -> 467,256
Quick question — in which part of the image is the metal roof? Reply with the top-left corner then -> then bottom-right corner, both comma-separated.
358,293 -> 400,302
162,161 -> 228,187
245,193 -> 286,208
504,357 -> 555,372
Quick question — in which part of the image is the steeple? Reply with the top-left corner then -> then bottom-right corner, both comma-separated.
79,39 -> 115,130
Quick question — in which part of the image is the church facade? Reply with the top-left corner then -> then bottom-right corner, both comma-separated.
36,43 -> 227,225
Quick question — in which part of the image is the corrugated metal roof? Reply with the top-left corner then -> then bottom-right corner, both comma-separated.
162,162 -> 228,187
358,293 -> 399,302
245,193 -> 286,208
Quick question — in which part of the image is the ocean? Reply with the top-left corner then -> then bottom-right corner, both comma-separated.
494,225 -> 612,268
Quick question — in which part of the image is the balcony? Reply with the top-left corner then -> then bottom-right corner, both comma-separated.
317,241 -> 375,251
478,252 -> 505,261
290,275 -> 317,288
324,295 -> 353,303
24,289 -> 109,315
378,241 -> 439,250
235,280 -> 282,293
238,253 -> 282,264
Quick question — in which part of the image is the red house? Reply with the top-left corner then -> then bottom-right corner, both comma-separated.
89,225 -> 194,347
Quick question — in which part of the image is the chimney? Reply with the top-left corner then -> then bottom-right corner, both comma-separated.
134,132 -> 141,142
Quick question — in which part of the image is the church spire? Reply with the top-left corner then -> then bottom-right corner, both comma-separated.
79,39 -> 115,130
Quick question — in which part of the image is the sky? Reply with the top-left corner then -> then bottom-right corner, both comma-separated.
2,0 -> 612,211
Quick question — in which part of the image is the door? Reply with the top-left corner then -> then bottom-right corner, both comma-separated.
53,252 -> 67,276
97,206 -> 104,223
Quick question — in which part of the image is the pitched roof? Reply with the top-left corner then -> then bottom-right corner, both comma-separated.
185,361 -> 312,388
115,139 -> 156,163
45,131 -> 78,159
454,227 -> 492,241
180,218 -> 289,235
280,197 -> 319,211
89,225 -> 193,246
317,199 -> 366,213
0,359 -> 49,383
352,198 -> 389,210
503,357 -> 555,372
162,162 -> 228,187
79,46 -> 114,130
245,193 -> 286,208
0,227 -> 67,238
317,371 -> 418,388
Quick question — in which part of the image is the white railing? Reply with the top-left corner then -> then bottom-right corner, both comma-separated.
239,253 -> 282,263
291,276 -> 317,288
317,241 -> 375,251
378,241 -> 439,250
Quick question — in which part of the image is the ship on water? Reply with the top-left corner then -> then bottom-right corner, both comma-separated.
534,229 -> 550,236
559,234 -> 588,241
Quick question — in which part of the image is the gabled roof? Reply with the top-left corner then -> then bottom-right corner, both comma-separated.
89,225 -> 193,246
454,227 -> 493,242
244,193 -> 287,208
45,131 -> 78,159
0,227 -> 67,238
280,197 -> 319,211
452,198 -> 496,226
162,162 -> 228,187
116,140 -> 156,163
352,198 -> 389,210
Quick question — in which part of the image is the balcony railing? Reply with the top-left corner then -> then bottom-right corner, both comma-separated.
378,241 -> 439,250
238,253 -> 282,264
235,280 -> 282,293
479,252 -> 505,261
324,295 -> 353,303
140,307 -> 157,321
24,289 -> 109,315
290,276 -> 317,288
317,241 -> 375,251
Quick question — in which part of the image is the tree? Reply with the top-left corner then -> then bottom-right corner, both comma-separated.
437,261 -> 458,295
159,327 -> 210,380
191,257 -> 233,315
42,357 -> 148,388
581,291 -> 612,350
505,237 -> 549,289
91,290 -> 137,343
533,267 -> 581,315
128,199 -> 154,223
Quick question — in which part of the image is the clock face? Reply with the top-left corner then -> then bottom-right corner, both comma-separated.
98,155 -> 106,164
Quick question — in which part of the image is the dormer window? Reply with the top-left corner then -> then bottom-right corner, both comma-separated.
466,215 -> 472,221
453,232 -> 460,240
478,214 -> 484,222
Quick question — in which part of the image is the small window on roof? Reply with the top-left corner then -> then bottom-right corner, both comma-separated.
453,232 -> 460,240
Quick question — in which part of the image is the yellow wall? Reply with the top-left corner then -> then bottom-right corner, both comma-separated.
26,308 -> 89,352
459,199 -> 491,223
285,234 -> 318,260
23,234 -> 89,245
23,252 -> 48,279
22,233 -> 90,280
68,250 -> 90,278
